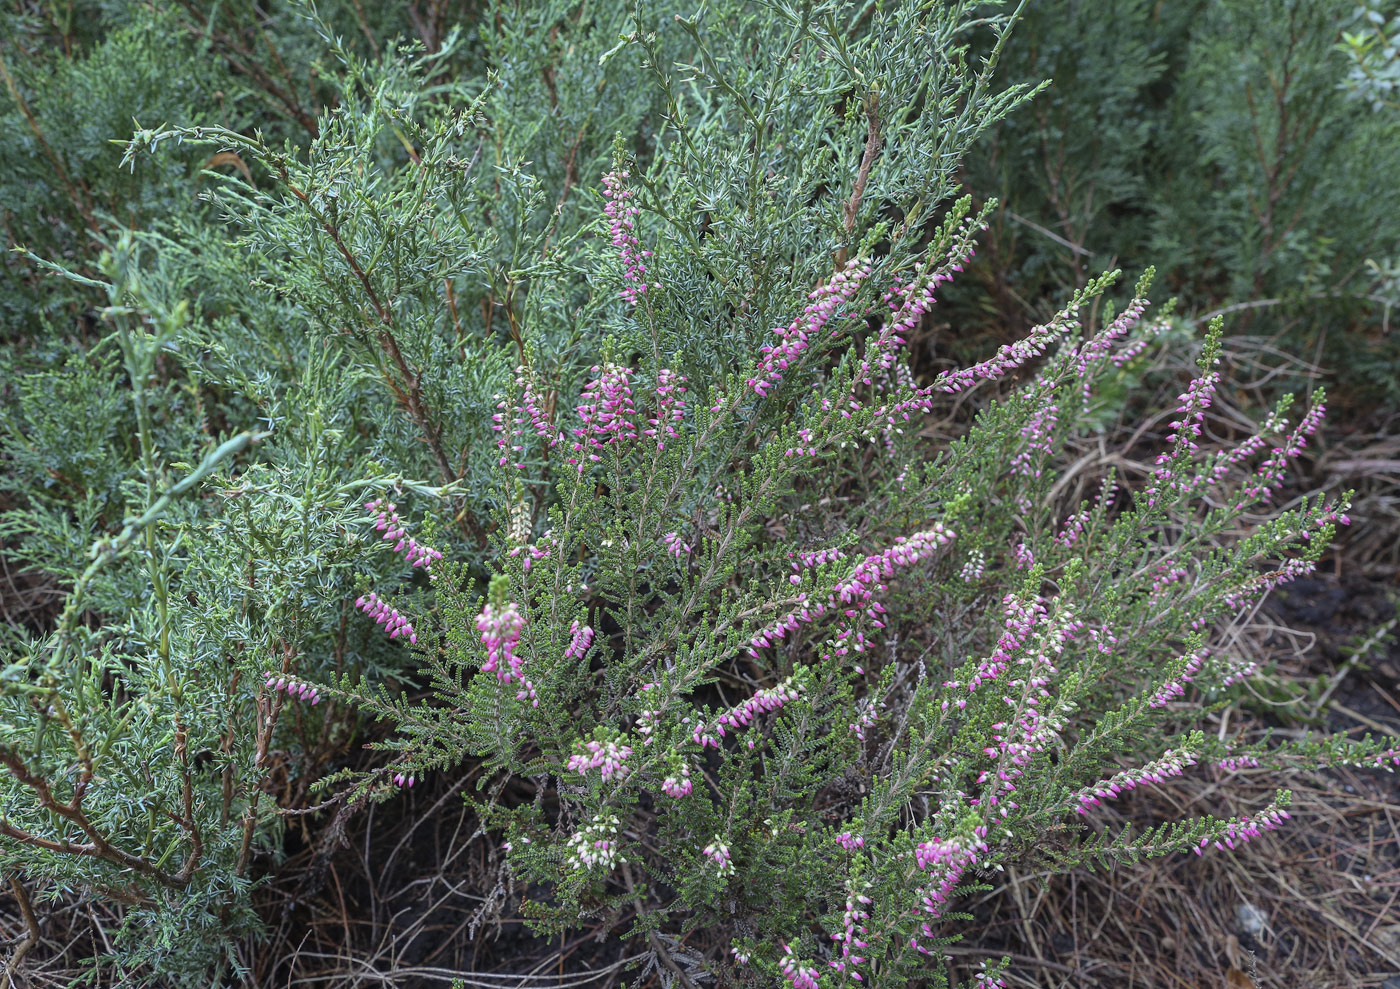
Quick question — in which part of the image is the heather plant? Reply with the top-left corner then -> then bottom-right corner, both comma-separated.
1,1 -> 1394,986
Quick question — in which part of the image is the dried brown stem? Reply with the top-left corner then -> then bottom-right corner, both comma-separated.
3,875 -> 39,989
835,90 -> 882,268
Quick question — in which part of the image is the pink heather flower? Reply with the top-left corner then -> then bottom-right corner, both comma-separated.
912,825 -> 991,935
563,620 -> 595,661
602,170 -> 657,306
492,369 -> 560,470
1191,805 -> 1291,856
475,598 -> 538,706
392,772 -> 416,788
661,763 -> 692,798
662,531 -> 691,558
1362,748 -> 1400,770
964,604 -> 1082,819
779,943 -> 821,989
1071,745 -> 1199,813
365,499 -> 442,570
933,298 -> 1083,395
1242,391 -> 1326,505
731,946 -> 751,966
829,881 -> 873,979
747,525 -> 955,668
645,369 -> 687,451
355,591 -> 419,645
959,549 -> 986,583
506,537 -> 551,572
264,673 -> 322,705
848,696 -> 882,740
835,831 -> 865,851
1147,647 -> 1208,708
1144,355 -> 1221,508
1067,290 -> 1153,407
701,836 -> 735,875
858,214 -> 981,388
1012,541 -> 1034,570
1218,754 -> 1261,772
1009,399 -> 1059,478
1055,510 -> 1089,549
566,736 -> 634,782
693,673 -> 805,749
750,258 -> 871,398
565,813 -> 625,871
569,363 -> 638,471
946,591 -> 1056,696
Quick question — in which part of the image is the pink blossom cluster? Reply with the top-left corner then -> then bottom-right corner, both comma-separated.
355,591 -> 418,645
563,620 -> 595,661
1009,400 -> 1059,478
1189,410 -> 1281,497
1145,362 -> 1221,507
795,546 -> 845,570
1055,510 -> 1089,549
778,943 -> 821,989
662,531 -> 691,558
1224,558 -> 1317,611
645,369 -> 687,450
1149,564 -> 1189,596
933,300 -> 1082,395
506,538 -> 551,572
693,673 -> 805,749
392,771 -> 416,788
911,825 -> 990,938
634,683 -> 662,747
570,363 -> 638,470
1241,396 -> 1326,505
1013,541 -> 1034,569
1218,755 -> 1261,772
972,968 -> 1008,989
749,258 -> 870,397
1147,648 -> 1208,707
859,217 -> 981,386
660,762 -> 691,798
1362,748 -> 1400,770
602,170 -> 656,306
782,426 -> 821,459
971,607 -> 1082,817
491,371 -> 557,469
1192,806 -> 1290,855
1218,655 -> 1260,687
1071,746 -> 1198,813
565,813 -> 625,871
829,883 -> 873,980
265,674 -> 321,705
746,525 -> 955,670
1109,313 -> 1167,368
475,599 -> 537,706
701,837 -> 735,875
1068,292 -> 1151,407
946,592 -> 1049,699
566,737 -> 633,782
365,498 -> 442,569
835,832 -> 865,851
848,696 -> 882,740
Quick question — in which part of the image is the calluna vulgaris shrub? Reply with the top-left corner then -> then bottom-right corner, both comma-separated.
2,2 -> 1397,986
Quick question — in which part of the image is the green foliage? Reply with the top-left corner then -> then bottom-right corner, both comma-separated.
0,2 -> 1388,986
959,0 -> 1400,401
